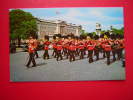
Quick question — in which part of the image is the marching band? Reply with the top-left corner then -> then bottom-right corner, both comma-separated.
26,35 -> 125,67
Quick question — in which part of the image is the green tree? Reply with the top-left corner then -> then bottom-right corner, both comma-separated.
101,30 -> 106,34
92,32 -> 96,36
10,9 -> 37,46
80,29 -> 88,36
112,27 -> 124,35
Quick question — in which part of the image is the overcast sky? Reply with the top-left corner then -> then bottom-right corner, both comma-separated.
21,7 -> 124,32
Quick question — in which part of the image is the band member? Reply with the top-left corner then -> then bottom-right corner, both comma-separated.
104,41 -> 112,65
111,40 -> 117,61
52,36 -> 57,58
56,42 -> 63,61
62,42 -> 68,57
79,42 -> 84,59
119,39 -> 124,59
87,41 -> 95,63
43,36 -> 51,59
26,36 -> 36,67
94,40 -> 100,61
69,43 -> 76,62
101,40 -> 106,58
115,40 -> 121,60
34,38 -> 39,58
64,42 -> 69,59
75,40 -> 80,56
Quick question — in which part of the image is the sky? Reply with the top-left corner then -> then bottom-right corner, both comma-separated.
20,7 -> 124,33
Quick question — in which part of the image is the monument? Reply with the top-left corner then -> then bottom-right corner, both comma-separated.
96,23 -> 101,36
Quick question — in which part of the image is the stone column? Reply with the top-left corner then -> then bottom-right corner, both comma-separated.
75,26 -> 79,36
55,23 -> 60,34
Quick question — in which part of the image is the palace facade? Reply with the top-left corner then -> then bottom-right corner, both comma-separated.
36,19 -> 82,40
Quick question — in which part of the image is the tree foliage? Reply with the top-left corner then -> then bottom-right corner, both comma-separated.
10,9 -> 37,40
112,27 -> 124,35
80,29 -> 88,36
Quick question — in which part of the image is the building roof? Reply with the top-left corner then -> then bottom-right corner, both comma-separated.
37,18 -> 81,27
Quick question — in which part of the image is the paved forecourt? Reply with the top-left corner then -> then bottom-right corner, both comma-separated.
10,50 -> 125,82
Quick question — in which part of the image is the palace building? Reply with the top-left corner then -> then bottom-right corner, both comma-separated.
36,18 -> 82,40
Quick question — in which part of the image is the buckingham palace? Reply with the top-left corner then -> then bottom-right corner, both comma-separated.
36,18 -> 82,40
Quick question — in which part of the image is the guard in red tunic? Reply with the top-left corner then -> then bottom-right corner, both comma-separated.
94,40 -> 100,61
26,36 -> 36,67
115,40 -> 121,60
52,37 -> 57,58
87,41 -> 95,63
66,42 -> 70,59
75,40 -> 79,56
79,42 -> 84,59
43,36 -> 51,59
119,39 -> 124,59
63,42 -> 68,57
104,41 -> 112,65
34,38 -> 39,58
111,40 -> 117,61
69,43 -> 76,62
52,42 -> 57,58
101,40 -> 106,58
56,42 -> 63,61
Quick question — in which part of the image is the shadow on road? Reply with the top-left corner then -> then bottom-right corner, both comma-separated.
37,62 -> 47,66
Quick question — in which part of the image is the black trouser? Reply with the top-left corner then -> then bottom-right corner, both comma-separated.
88,50 -> 93,63
119,48 -> 123,59
69,50 -> 75,62
52,48 -> 57,58
26,52 -> 36,67
34,49 -> 39,58
112,50 -> 116,61
66,50 -> 70,59
106,51 -> 110,65
80,49 -> 84,59
94,49 -> 99,60
116,49 -> 122,60
84,48 -> 86,55
76,48 -> 79,56
57,50 -> 63,61
101,48 -> 106,58
63,48 -> 67,56
43,50 -> 49,59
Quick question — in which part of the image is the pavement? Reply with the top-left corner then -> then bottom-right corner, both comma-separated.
10,50 -> 125,82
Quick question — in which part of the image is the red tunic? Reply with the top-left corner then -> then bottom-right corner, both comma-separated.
69,45 -> 76,51
44,41 -> 50,50
104,44 -> 111,51
87,44 -> 95,50
28,39 -> 35,53
28,45 -> 35,53
79,44 -> 84,50
56,45 -> 62,51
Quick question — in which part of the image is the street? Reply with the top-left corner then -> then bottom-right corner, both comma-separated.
10,50 -> 125,81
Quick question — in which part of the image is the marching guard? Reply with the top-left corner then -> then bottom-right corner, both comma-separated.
87,41 -> 95,63
43,36 -> 51,59
26,36 -> 36,67
94,40 -> 100,61
104,41 -> 112,65
34,38 -> 39,58
79,42 -> 84,59
56,41 -> 63,61
111,40 -> 117,61
52,37 -> 57,58
69,43 -> 76,62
